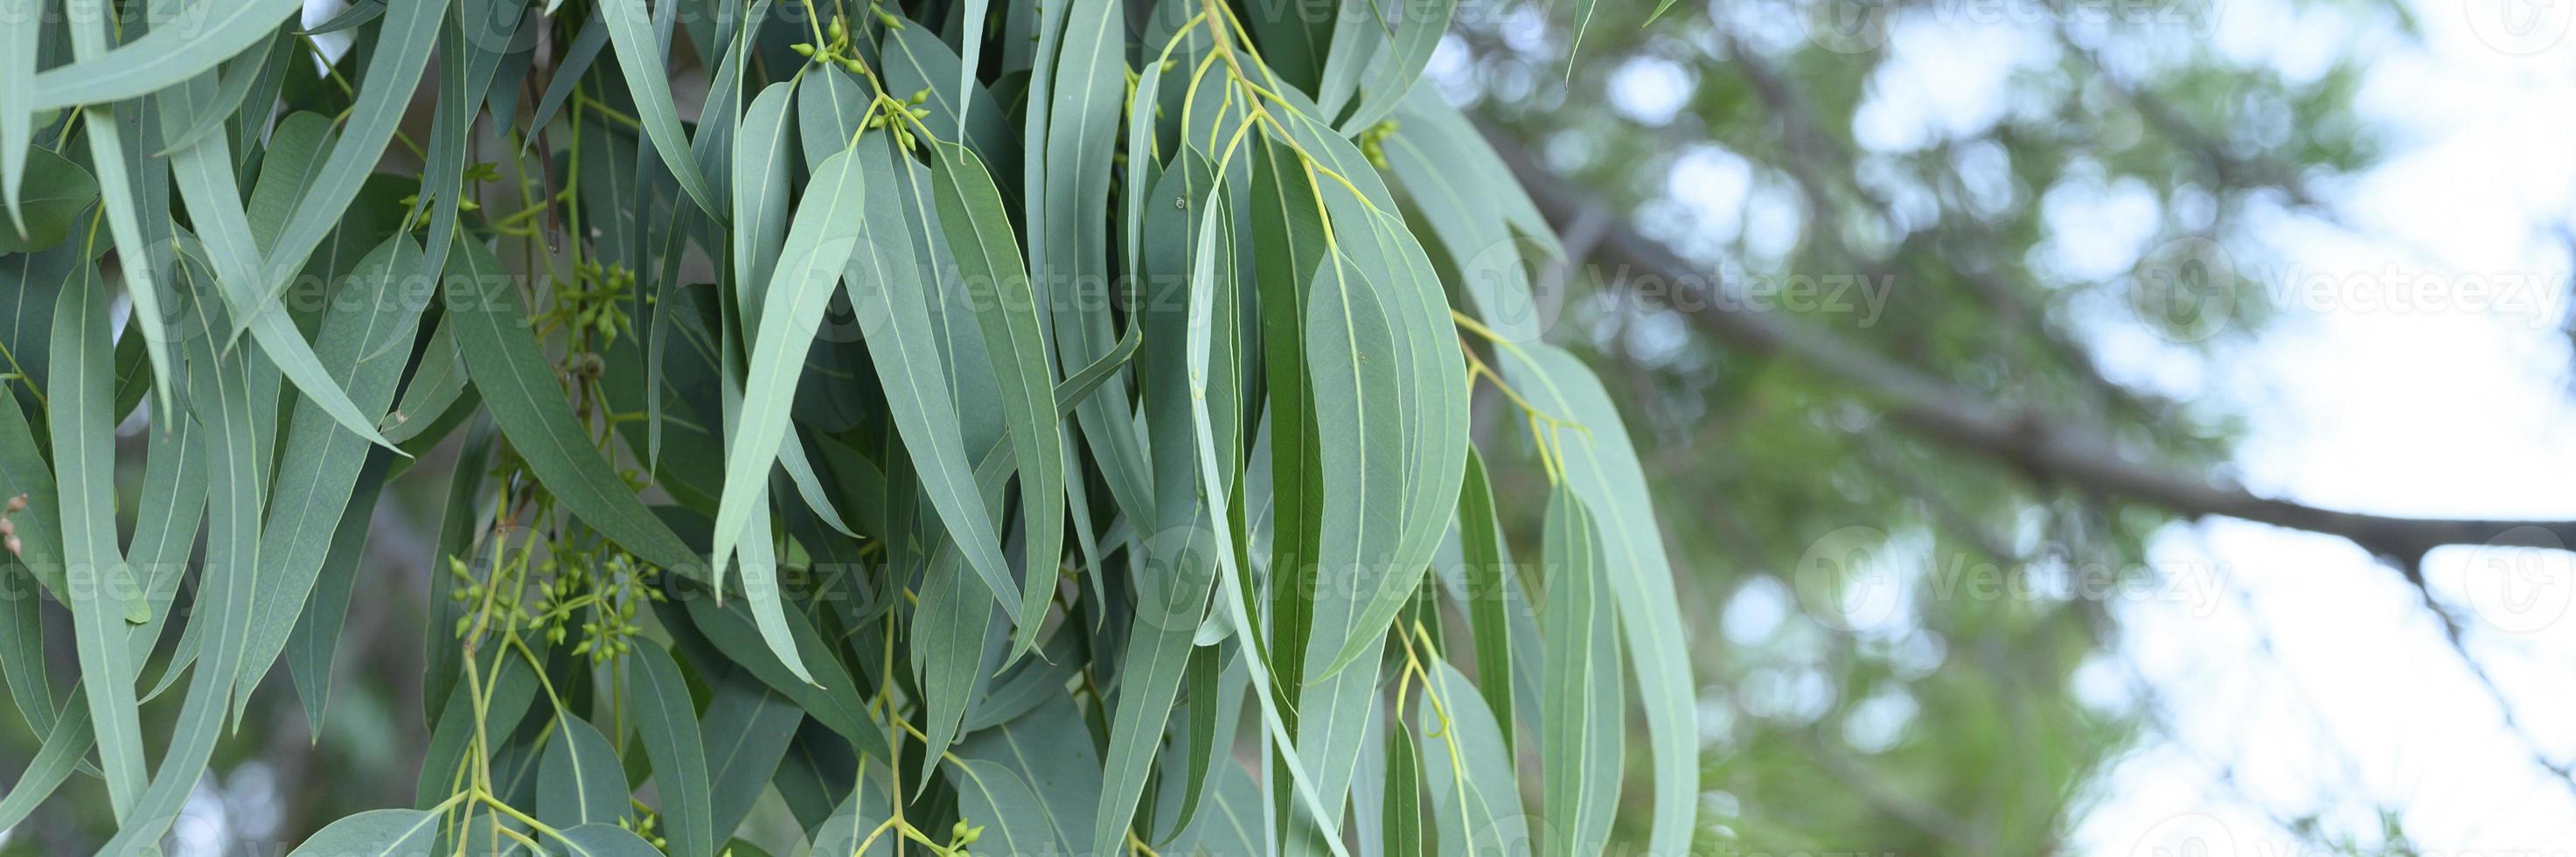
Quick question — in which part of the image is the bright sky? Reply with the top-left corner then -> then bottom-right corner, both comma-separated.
1760,0 -> 2576,853
1596,0 -> 2576,852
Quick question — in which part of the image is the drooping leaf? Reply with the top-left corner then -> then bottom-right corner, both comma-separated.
1500,344 -> 1697,853
153,71 -> 401,453
232,235 -> 436,717
628,643 -> 717,857
554,822 -> 668,857
0,0 -> 36,236
51,261 -> 149,816
1416,658 -> 1528,857
255,0 -> 449,331
949,759 -> 1062,857
0,148 -> 96,254
284,808 -> 442,857
62,2 -> 177,414
442,236 -> 701,575
595,0 -> 724,219
1540,487 -> 1625,857
0,689 -> 91,831
698,665 -> 804,839
1382,719 -> 1426,857
539,714 -> 631,828
1454,450 -> 1517,751
924,140 -> 1067,657
30,0 -> 305,110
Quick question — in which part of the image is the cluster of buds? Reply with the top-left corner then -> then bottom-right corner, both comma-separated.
618,810 -> 668,850
556,551 -> 660,665
1,493 -> 24,557
1356,119 -> 1402,170
446,554 -> 521,641
868,90 -> 936,152
948,819 -> 985,854
790,11 -> 892,79
553,260 -> 637,349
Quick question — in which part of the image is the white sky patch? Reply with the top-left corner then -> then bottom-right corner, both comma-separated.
2064,0 -> 2576,852
1611,55 -> 1696,126
1853,15 -> 2050,152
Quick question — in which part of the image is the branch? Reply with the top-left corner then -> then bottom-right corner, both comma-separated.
1483,131 -> 2576,564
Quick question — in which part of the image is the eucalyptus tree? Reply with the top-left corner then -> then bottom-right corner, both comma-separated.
0,0 -> 1688,854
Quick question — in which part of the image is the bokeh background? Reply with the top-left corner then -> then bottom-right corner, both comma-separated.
10,0 -> 2576,854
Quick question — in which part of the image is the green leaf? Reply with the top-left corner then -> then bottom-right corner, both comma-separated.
1299,120 -> 1472,683
522,20 -> 609,156
62,2 -> 177,415
1034,0 -> 1154,535
31,0 -> 304,110
596,0 -> 724,220
0,0 -> 38,239
1094,156 -> 1231,857
286,451 -> 386,730
154,74 -> 401,454
628,644 -> 717,857
554,822 -> 666,857
1570,0 -> 1603,61
285,808 -> 442,857
957,696 -> 1102,854
125,404 -> 206,655
955,0 -> 995,135
799,779 -> 895,857
50,263 -> 149,815
153,29 -> 284,157
421,416 -> 498,731
92,253 -> 276,855
0,148 -> 96,254
1382,719 -> 1426,857
731,81 -> 800,324
924,140 -> 1067,658
1183,175 -> 1354,857
1500,343 -> 1696,854
686,0 -> 775,216
1455,450 -> 1517,752
698,665 -> 803,838
911,519 -> 998,790
1541,488 -> 1625,857
231,235 -> 435,718
950,759 -> 1062,857
679,589 -> 891,762
709,143 -> 872,685
0,685 -> 89,831
540,714 -> 631,829
254,0 -> 449,331
1416,658 -> 1529,857
382,318 -> 471,443
816,137 -> 1020,615
1164,757 -> 1269,857
1336,0 -> 1459,133
442,236 -> 701,575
